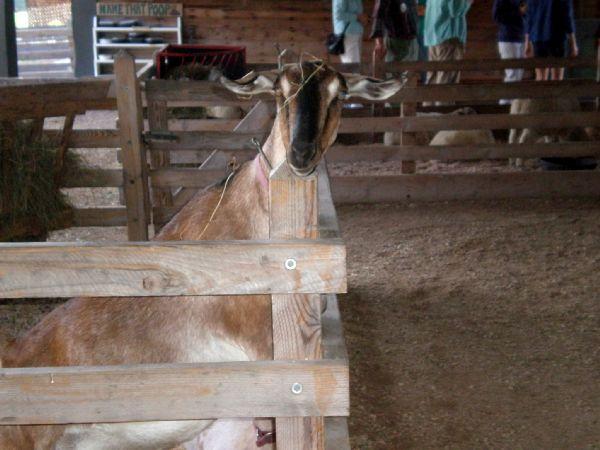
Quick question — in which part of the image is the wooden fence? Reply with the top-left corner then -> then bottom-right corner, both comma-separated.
0,52 -> 350,449
16,26 -> 74,78
1,54 -> 598,230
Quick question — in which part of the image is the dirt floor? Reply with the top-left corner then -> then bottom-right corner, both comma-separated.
338,199 -> 600,449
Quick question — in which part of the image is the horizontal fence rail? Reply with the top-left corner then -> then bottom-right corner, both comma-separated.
249,56 -> 598,74
331,172 -> 600,203
0,240 -> 346,298
0,360 -> 349,425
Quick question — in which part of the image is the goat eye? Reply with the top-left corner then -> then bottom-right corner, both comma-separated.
338,92 -> 349,101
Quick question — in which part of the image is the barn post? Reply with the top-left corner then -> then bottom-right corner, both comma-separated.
114,51 -> 150,241
269,162 -> 325,449
147,99 -> 174,211
0,0 -> 18,78
399,72 -> 418,174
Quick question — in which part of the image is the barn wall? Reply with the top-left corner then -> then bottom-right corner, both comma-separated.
104,0 -> 598,65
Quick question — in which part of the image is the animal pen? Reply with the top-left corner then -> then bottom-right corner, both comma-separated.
1,50 -> 600,449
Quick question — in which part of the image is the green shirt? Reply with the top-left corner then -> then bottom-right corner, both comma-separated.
423,0 -> 472,47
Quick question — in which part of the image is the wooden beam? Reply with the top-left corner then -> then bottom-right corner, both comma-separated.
327,142 -> 600,162
145,79 -> 263,105
329,56 -> 597,74
383,80 -> 600,104
43,129 -> 121,149
63,169 -> 123,188
142,78 -> 600,106
0,79 -> 115,120
269,162 -> 325,450
324,417 -> 351,450
150,168 -> 225,188
147,99 -> 174,209
0,360 -> 349,425
338,111 -> 600,133
0,239 -> 347,299
73,207 -> 127,227
115,51 -> 150,241
146,131 -> 263,151
317,164 -> 341,239
331,172 -> 600,203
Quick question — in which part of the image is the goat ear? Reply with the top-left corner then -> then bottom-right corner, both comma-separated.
220,71 -> 276,96
344,75 -> 403,101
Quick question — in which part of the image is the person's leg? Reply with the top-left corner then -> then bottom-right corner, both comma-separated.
436,38 -> 463,85
533,41 -> 550,80
425,44 -> 441,85
549,40 -> 567,80
340,33 -> 362,64
499,41 -> 524,104
403,38 -> 419,62
550,67 -> 564,80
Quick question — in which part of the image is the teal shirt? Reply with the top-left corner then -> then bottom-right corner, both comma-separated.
423,0 -> 472,47
332,0 -> 364,35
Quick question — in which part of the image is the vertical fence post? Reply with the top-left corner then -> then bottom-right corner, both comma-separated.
400,72 -> 418,174
114,51 -> 150,241
147,100 -> 174,212
269,162 -> 324,450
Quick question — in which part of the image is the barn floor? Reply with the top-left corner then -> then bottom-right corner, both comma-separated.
2,198 -> 599,449
338,198 -> 600,449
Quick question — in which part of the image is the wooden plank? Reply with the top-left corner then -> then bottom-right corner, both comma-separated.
68,129 -> 120,148
332,56 -> 597,74
53,113 -> 75,187
382,80 -> 600,104
321,295 -> 347,362
150,168 -> 225,188
43,129 -> 120,149
145,78 -> 599,106
17,49 -> 73,60
327,142 -> 600,162
147,131 -> 262,151
330,172 -> 600,204
16,27 -> 72,38
73,207 -> 127,227
233,100 -> 275,133
0,239 -> 347,299
145,79 -> 264,105
269,161 -> 325,450
0,359 -> 348,425
159,148 -> 254,165
324,417 -> 351,450
317,164 -> 341,239
165,118 -> 239,132
338,111 -> 600,134
63,169 -> 123,188
147,99 -> 174,208
0,99 -> 116,121
399,73 -> 418,173
0,79 -> 114,109
115,51 -> 150,241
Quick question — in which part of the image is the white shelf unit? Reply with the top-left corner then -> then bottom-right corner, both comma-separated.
93,16 -> 182,76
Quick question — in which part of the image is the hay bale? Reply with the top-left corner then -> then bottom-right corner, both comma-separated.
0,120 -> 79,241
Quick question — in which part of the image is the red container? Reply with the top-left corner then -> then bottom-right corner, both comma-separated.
155,44 -> 247,80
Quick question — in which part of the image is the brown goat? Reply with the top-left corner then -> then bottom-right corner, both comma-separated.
0,61 -> 401,449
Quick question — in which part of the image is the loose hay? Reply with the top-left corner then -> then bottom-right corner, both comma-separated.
0,120 -> 82,241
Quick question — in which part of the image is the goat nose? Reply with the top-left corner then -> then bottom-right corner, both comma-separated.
290,140 -> 317,167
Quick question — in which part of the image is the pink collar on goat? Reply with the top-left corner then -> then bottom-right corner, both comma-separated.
254,154 -> 269,191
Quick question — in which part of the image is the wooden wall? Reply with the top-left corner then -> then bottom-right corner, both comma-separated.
179,0 -> 503,64
107,0 -> 598,65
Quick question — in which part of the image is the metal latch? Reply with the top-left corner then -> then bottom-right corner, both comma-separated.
144,132 -> 179,143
